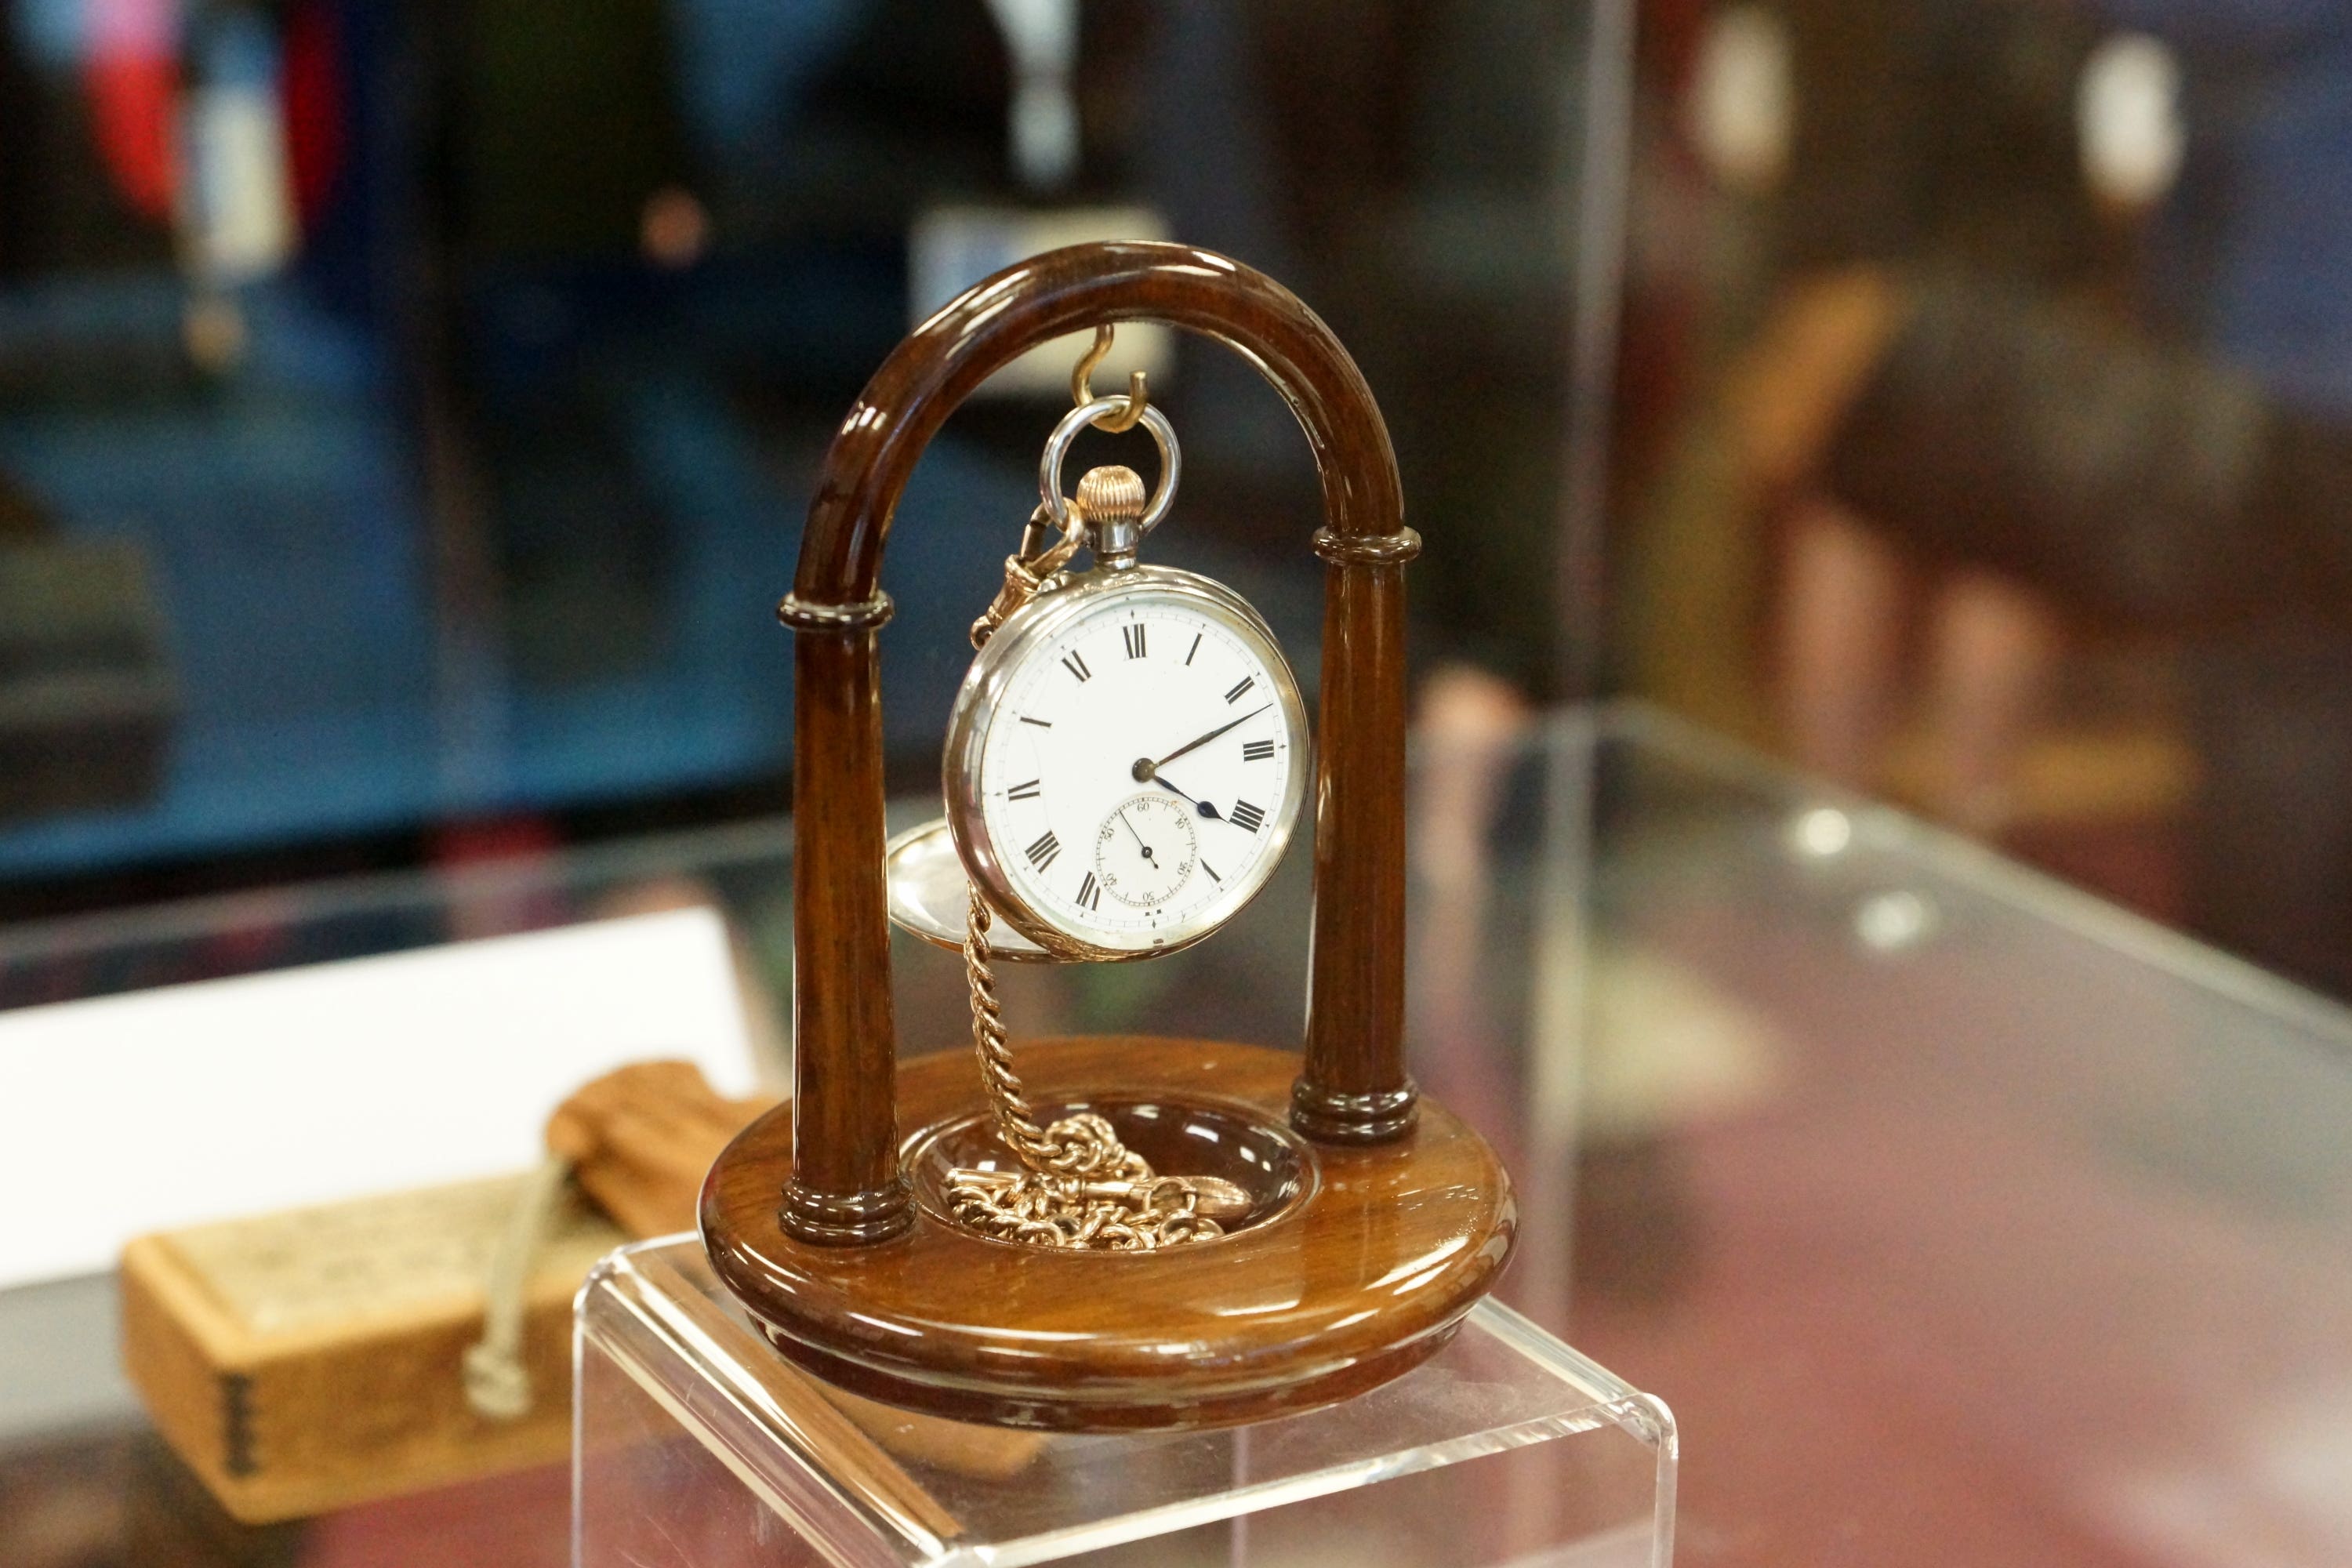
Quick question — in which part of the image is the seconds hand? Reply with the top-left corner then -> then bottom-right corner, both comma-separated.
1117,805 -> 1156,863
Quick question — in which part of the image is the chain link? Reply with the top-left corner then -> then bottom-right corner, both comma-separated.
956,887 -> 1243,1248
946,480 -> 1247,1250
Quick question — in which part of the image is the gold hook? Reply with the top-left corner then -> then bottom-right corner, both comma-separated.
1071,324 -> 1149,434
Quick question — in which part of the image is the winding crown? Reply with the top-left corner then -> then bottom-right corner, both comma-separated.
1074,464 -> 1146,530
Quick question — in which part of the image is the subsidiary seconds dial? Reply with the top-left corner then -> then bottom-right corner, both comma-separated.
945,567 -> 1310,960
1094,793 -> 1198,908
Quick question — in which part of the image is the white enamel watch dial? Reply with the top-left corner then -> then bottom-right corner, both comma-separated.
944,564 -> 1310,960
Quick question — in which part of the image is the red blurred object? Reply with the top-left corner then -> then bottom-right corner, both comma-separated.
428,815 -> 564,868
85,0 -> 179,223
281,0 -> 347,229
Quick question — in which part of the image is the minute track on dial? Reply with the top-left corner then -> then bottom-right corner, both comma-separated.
998,617 -> 1275,927
944,563 -> 1308,961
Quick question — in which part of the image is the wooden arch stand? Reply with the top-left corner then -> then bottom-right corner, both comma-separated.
702,241 -> 1516,1431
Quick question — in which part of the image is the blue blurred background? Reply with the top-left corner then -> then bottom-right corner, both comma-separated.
0,0 -> 1592,904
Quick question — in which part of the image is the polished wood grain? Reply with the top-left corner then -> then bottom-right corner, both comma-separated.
702,1039 -> 1516,1431
792,243 -> 1403,604
781,621 -> 911,1243
1295,543 -> 1417,1141
778,243 -> 1424,1233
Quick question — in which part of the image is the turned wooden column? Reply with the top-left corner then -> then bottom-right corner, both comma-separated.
1291,525 -> 1421,1143
776,592 -> 909,1243
776,241 -> 1423,1246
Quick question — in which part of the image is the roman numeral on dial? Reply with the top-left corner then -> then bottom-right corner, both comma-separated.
1201,860 -> 1221,884
1225,676 -> 1255,704
1025,830 -> 1061,871
1062,651 -> 1091,682
1229,800 -> 1265,834
1076,872 -> 1102,910
1123,624 -> 1147,659
1243,739 -> 1275,762
1007,779 -> 1040,800
1185,633 -> 1201,666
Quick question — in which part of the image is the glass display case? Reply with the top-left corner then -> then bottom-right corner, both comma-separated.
3,705 -> 2350,1565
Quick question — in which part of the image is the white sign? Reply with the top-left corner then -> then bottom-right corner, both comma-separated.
0,907 -> 757,1288
908,203 -> 1173,395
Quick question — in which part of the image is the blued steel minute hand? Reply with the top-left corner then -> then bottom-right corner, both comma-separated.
1142,704 -> 1271,776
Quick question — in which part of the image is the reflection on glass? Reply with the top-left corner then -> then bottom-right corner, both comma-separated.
1619,0 -> 2352,998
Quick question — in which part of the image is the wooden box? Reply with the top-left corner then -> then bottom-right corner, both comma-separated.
119,1174 -> 623,1523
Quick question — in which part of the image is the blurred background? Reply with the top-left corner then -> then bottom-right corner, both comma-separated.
5,0 -> 2346,1003
1614,0 -> 2352,998
0,0 -> 1595,927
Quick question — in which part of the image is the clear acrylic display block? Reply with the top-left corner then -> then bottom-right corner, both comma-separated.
575,1238 -> 1676,1568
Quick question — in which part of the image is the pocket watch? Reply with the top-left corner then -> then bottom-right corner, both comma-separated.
941,397 -> 1310,963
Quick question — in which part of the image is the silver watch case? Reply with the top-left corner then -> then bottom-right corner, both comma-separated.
942,563 -> 1312,963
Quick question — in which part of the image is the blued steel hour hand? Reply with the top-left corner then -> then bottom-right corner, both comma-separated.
1149,775 -> 1222,819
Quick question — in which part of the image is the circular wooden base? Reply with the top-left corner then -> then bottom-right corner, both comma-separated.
701,1038 -> 1518,1432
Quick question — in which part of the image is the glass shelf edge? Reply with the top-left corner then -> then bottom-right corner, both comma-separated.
582,1242 -> 1662,1568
